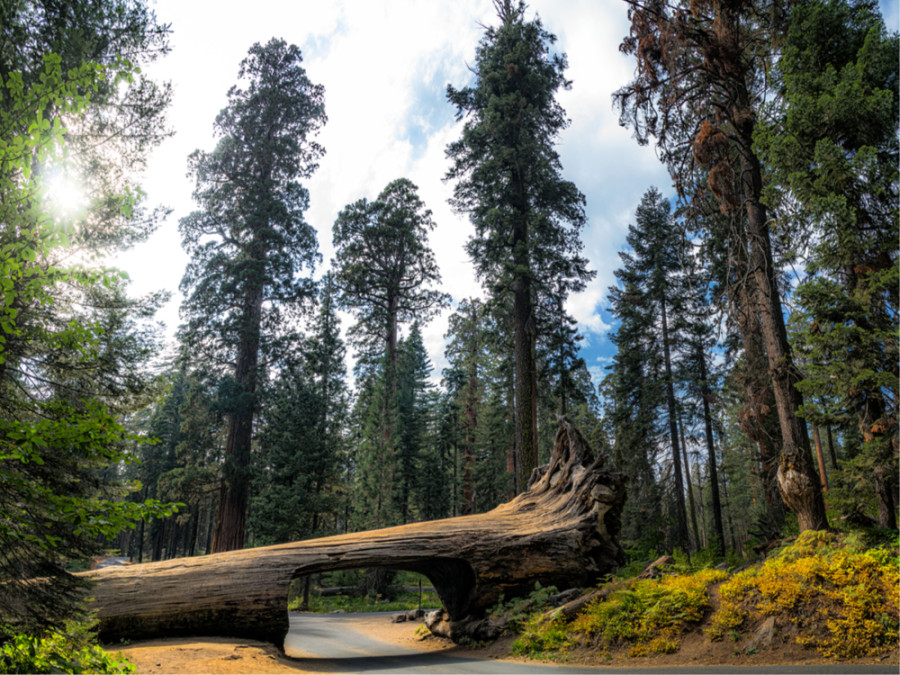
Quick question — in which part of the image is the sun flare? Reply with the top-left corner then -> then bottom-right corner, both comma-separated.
44,170 -> 87,218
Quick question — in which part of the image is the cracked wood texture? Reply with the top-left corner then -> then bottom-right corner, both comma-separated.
83,418 -> 625,648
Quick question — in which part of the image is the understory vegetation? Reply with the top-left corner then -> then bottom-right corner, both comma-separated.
509,531 -> 899,662
287,570 -> 440,613
0,622 -> 134,675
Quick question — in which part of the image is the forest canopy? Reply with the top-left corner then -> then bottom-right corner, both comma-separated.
0,0 -> 896,669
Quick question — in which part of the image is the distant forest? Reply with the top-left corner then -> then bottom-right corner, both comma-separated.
0,0 -> 897,640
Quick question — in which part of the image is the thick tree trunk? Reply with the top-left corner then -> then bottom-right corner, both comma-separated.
212,281 -> 264,552
735,117 -> 828,532
732,270 -> 784,533
83,418 -> 625,648
513,241 -> 538,491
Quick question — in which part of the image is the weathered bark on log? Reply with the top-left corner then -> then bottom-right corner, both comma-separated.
83,418 -> 625,648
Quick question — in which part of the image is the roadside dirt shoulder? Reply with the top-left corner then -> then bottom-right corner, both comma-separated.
110,612 -> 899,674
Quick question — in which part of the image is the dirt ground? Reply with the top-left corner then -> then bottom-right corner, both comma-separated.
111,613 -> 898,674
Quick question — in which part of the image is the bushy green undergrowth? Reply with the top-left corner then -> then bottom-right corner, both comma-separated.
0,621 -> 134,674
513,567 -> 727,658
707,530 -> 899,658
491,582 -> 560,633
510,531 -> 898,662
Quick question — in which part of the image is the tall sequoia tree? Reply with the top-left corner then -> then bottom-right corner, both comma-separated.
333,178 -> 448,528
333,178 -> 448,383
615,0 -> 829,530
756,0 -> 898,528
446,0 -> 593,491
179,39 -> 325,552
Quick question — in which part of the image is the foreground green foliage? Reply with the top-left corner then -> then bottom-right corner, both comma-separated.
0,52 -> 175,632
514,569 -> 726,659
0,621 -> 134,674
708,530 -> 899,658
510,531 -> 898,662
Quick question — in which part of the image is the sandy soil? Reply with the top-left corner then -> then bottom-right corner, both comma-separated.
111,615 -> 456,674
110,613 -> 899,674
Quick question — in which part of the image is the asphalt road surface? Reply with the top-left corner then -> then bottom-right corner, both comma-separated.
283,612 -> 897,674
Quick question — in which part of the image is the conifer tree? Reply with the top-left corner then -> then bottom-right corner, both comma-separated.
333,178 -> 449,378
444,299 -> 484,515
334,178 -> 448,528
615,0 -> 829,531
609,188 -> 690,551
446,0 -> 593,491
757,0 -> 898,528
395,323 -> 432,523
179,39 -> 325,552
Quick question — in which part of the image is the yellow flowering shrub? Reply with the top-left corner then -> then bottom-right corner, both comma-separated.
707,531 -> 899,658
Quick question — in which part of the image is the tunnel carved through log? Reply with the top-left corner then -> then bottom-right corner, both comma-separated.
83,418 -> 626,648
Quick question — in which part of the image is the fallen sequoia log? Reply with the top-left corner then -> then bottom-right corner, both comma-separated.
83,418 -> 625,648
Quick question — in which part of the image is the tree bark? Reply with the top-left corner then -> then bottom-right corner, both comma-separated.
697,346 -> 725,555
83,418 -> 625,648
513,226 -> 538,491
734,113 -> 828,532
212,279 -> 264,553
732,267 -> 784,533
812,426 -> 828,491
660,296 -> 690,551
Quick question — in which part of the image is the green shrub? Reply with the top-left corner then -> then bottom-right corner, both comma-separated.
0,621 -> 134,674
707,530 -> 899,658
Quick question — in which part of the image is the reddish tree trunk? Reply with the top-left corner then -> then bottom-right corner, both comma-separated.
212,281 -> 264,553
734,115 -> 828,532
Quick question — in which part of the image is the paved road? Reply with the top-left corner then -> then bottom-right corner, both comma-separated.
283,612 -> 897,674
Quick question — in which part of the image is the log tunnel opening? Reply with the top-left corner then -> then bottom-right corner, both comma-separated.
288,557 -> 476,620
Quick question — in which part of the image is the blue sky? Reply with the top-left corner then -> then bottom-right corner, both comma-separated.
117,0 -> 899,388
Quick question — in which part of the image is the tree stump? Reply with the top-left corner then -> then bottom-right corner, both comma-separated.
83,418 -> 625,648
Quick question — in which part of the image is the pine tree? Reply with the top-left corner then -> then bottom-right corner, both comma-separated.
607,278 -> 664,551
395,323 -> 432,523
609,188 -> 690,551
333,178 -> 448,527
446,0 -> 593,491
675,254 -> 727,554
444,299 -> 484,515
179,39 -> 325,552
756,0 -> 898,528
615,0 -> 829,531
